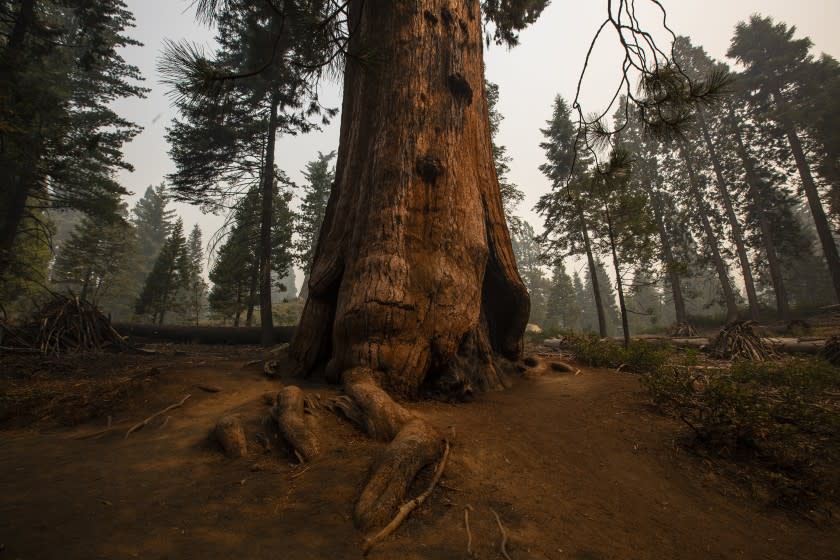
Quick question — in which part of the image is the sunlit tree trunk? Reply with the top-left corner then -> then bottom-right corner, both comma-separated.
291,0 -> 529,397
289,1 -> 529,530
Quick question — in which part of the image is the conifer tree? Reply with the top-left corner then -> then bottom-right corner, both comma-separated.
487,80 -> 525,234
136,218 -> 189,325
51,212 -> 133,306
296,151 -> 336,285
183,224 -> 208,325
544,263 -> 581,331
0,0 -> 147,277
728,15 -> 840,303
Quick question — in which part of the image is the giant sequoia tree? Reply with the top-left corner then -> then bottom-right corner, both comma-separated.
286,0 -> 542,531
183,0 -> 718,539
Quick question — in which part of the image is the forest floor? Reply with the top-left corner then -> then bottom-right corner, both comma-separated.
0,344 -> 838,559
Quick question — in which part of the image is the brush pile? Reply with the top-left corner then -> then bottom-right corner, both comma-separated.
669,322 -> 697,337
707,320 -> 775,361
1,296 -> 133,354
819,335 -> 840,366
35,296 -> 133,354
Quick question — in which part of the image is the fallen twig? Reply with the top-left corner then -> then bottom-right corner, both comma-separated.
289,463 -> 312,479
362,439 -> 451,555
464,504 -> 474,556
125,394 -> 191,438
491,507 -> 512,560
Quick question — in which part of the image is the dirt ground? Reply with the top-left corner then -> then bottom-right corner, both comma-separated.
0,345 -> 837,559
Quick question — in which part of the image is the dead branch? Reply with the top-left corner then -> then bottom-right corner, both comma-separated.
491,508 -> 513,560
464,504 -> 474,556
362,439 -> 451,555
125,394 -> 191,438
707,321 -> 775,361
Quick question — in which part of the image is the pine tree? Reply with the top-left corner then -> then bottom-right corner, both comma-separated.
51,211 -> 133,306
0,0 -> 147,277
544,263 -> 581,331
131,184 -> 175,281
296,151 -> 337,283
208,222 -> 252,326
511,221 -> 549,326
182,224 -> 208,325
486,80 -> 525,234
161,0 -> 334,345
136,218 -> 189,324
536,94 -> 609,337
728,15 -> 840,303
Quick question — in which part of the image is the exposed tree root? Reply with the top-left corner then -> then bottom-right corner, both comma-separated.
343,367 -> 445,531
491,508 -> 513,560
125,394 -> 191,438
361,439 -> 450,555
272,386 -> 320,462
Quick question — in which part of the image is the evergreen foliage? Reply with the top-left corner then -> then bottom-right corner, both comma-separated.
135,218 -> 190,324
0,0 -> 147,277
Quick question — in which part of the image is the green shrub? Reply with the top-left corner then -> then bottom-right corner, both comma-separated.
641,357 -> 840,508
566,335 -> 670,374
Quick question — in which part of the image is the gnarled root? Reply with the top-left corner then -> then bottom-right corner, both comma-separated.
343,367 -> 445,531
272,386 -> 320,462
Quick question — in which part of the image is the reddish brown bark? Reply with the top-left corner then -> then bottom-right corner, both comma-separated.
291,0 -> 529,399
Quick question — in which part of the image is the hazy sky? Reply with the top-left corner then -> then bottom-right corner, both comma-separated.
115,0 -> 840,276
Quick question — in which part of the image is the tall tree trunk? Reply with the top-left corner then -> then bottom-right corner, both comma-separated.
259,93 -> 279,346
679,141 -> 739,322
605,207 -> 630,348
246,255 -> 259,327
696,107 -> 759,320
728,106 -> 790,320
0,0 -> 39,276
578,204 -> 608,337
773,90 -> 840,304
289,0 -> 529,530
651,190 -> 687,324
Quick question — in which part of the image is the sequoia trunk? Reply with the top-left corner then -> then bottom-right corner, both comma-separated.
291,0 -> 529,398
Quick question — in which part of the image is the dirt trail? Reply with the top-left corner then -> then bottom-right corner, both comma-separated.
0,351 -> 837,559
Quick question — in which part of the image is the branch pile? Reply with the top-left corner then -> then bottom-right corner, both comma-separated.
819,335 -> 840,366
669,322 -> 697,337
707,321 -> 775,361
24,296 -> 135,354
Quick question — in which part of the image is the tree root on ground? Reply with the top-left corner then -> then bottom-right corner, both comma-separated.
260,368 -> 449,548
272,386 -> 320,462
343,367 -> 446,531
362,439 -> 450,555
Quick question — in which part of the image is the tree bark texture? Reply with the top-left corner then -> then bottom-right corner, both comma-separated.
679,141 -> 739,322
773,90 -> 840,304
729,108 -> 790,320
651,190 -> 687,324
696,108 -> 759,320
259,94 -> 279,346
290,0 -> 530,400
